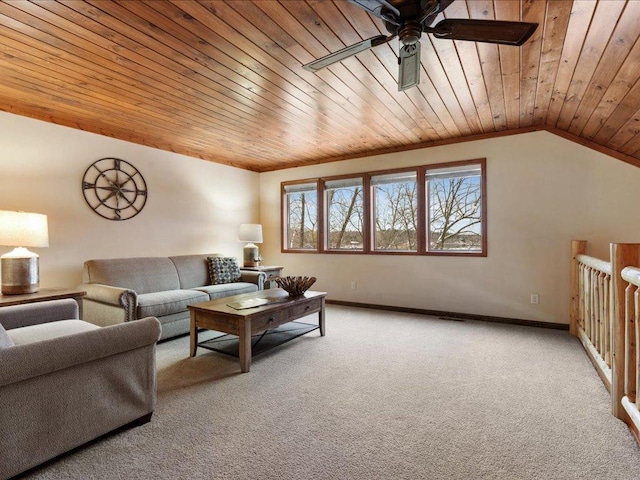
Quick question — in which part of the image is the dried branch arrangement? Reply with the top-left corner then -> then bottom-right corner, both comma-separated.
275,276 -> 316,297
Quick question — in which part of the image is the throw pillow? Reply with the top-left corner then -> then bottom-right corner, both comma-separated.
0,323 -> 15,349
207,256 -> 241,285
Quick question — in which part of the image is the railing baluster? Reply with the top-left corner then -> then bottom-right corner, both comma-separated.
586,267 -> 592,339
635,288 -> 640,409
592,268 -> 598,345
572,241 -> 587,336
578,264 -> 585,329
605,274 -> 612,367
599,272 -> 606,357
626,284 -> 636,403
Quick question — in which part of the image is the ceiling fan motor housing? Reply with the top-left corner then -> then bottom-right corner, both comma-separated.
382,0 -> 441,44
398,22 -> 424,45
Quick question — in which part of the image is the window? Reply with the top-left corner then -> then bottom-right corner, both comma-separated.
371,171 -> 418,251
283,182 -> 318,250
281,158 -> 486,256
324,177 -> 364,250
426,162 -> 483,253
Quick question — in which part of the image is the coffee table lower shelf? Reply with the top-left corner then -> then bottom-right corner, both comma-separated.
197,321 -> 318,358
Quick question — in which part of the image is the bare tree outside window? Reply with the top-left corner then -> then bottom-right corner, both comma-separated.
285,183 -> 318,249
281,159 -> 486,256
372,172 -> 417,251
427,165 -> 482,251
325,178 -> 363,250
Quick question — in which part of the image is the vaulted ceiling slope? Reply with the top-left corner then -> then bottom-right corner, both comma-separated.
1,0 -> 640,172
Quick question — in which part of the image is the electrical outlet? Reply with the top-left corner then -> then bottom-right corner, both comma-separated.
351,281 -> 357,290
530,293 -> 539,305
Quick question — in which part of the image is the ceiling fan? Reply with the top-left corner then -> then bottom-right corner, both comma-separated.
303,0 -> 538,91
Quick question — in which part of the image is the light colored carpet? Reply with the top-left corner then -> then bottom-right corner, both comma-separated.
20,306 -> 640,479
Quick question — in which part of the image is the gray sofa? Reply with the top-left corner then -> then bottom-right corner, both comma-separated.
79,254 -> 265,340
0,299 -> 161,479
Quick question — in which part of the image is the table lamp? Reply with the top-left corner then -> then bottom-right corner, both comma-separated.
238,223 -> 263,267
0,210 -> 49,295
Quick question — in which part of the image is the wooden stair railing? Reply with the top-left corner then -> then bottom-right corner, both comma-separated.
570,240 -> 613,391
571,242 -> 640,442
620,265 -> 640,442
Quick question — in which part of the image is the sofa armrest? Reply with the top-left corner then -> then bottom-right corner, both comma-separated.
0,317 -> 161,388
0,299 -> 78,330
79,283 -> 138,322
240,271 -> 267,290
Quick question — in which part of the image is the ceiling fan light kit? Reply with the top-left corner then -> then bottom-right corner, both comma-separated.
303,0 -> 538,92
398,40 -> 421,90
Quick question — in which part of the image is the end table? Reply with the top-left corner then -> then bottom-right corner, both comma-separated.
240,265 -> 283,289
0,288 -> 87,318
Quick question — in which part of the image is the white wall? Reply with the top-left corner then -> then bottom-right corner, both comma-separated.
4,113 -> 637,325
0,111 -> 259,288
259,131 -> 640,324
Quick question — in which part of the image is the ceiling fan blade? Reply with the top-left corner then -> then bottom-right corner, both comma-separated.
303,35 -> 393,72
428,19 -> 538,46
398,41 -> 421,91
348,0 -> 401,26
420,0 -> 456,26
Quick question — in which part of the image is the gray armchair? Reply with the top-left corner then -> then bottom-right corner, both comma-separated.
0,299 -> 161,479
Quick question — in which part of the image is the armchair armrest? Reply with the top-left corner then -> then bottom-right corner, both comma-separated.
0,299 -> 78,330
0,317 -> 161,388
79,283 -> 138,322
240,271 -> 267,290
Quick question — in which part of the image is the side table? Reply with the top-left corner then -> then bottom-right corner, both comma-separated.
0,288 -> 87,318
240,265 -> 284,289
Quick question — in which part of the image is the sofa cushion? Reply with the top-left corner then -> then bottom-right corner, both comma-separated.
0,323 -> 14,349
8,320 -> 99,346
170,254 -> 223,289
207,257 -> 241,285
193,282 -> 259,300
83,257 -> 181,294
137,289 -> 208,318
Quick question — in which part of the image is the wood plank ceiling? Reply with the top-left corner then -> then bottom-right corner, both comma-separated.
1,0 -> 640,172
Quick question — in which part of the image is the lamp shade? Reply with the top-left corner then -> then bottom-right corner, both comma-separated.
238,224 -> 263,244
0,211 -> 49,248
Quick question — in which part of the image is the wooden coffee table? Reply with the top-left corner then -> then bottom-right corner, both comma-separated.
188,289 -> 326,373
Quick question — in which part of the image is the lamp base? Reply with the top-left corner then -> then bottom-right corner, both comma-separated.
1,256 -> 39,295
243,244 -> 260,268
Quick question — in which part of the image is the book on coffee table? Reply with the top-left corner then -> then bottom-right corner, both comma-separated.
226,295 -> 290,310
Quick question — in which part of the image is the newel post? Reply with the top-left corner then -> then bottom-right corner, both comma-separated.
570,240 -> 587,337
610,243 -> 640,421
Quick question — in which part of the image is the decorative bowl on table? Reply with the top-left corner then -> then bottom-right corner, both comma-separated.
275,276 -> 316,297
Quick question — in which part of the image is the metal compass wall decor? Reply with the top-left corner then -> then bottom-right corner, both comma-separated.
82,157 -> 148,221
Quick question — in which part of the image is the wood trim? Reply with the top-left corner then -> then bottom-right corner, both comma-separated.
577,328 -> 613,393
610,243 -> 640,423
320,173 -> 365,253
369,167 -> 419,253
281,179 -> 321,253
570,240 -> 588,336
261,125 -> 640,173
281,158 -> 486,256
622,396 -> 640,447
261,126 -> 545,172
316,178 -> 324,253
546,128 -> 640,169
326,299 -> 569,331
424,157 -> 487,256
